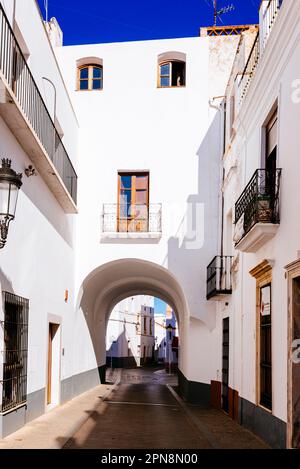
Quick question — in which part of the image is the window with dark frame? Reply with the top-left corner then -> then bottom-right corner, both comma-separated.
158,61 -> 186,88
118,172 -> 149,233
259,284 -> 272,410
0,292 -> 29,413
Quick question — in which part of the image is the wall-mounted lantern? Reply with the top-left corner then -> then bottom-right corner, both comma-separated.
0,159 -> 23,249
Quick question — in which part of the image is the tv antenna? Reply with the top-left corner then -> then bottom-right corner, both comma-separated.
44,0 -> 49,22
213,0 -> 235,27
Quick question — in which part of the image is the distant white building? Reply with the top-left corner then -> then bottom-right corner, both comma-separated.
154,314 -> 167,363
106,296 -> 155,367
154,306 -> 178,369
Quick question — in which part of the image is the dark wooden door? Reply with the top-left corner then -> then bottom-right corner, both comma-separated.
222,318 -> 230,413
291,277 -> 300,448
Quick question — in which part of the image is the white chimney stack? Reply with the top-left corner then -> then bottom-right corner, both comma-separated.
45,17 -> 63,48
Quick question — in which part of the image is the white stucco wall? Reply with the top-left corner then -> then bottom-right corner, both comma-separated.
0,0 -> 78,402
55,35 -> 238,385
218,0 -> 297,425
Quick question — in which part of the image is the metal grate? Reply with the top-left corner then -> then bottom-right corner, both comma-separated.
0,292 -> 29,413
207,256 -> 233,300
0,3 -> 77,203
102,204 -> 162,233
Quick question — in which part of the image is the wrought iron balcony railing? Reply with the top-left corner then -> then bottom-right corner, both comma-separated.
207,256 -> 233,301
102,204 -> 162,234
234,168 -> 282,243
0,3 -> 77,204
239,1 -> 283,104
239,31 -> 260,104
261,0 -> 283,50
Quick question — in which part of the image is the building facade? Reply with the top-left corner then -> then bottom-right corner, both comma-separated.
207,0 -> 296,448
154,306 -> 178,369
0,0 -> 298,449
0,0 -> 78,437
106,295 -> 155,368
55,14 -> 240,419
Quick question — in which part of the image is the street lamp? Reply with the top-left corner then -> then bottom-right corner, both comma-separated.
0,159 -> 22,249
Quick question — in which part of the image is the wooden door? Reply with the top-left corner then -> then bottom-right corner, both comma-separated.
222,318 -> 230,413
47,324 -> 53,405
290,277 -> 300,448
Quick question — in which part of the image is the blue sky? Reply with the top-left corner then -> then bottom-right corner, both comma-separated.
38,0 -> 261,45
154,298 -> 167,316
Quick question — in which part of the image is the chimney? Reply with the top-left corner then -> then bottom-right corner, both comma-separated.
45,17 -> 63,48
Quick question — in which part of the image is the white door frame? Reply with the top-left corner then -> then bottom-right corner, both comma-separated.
45,314 -> 62,411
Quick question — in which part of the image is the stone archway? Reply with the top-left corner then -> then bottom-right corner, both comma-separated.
76,259 -> 189,376
66,258 -> 211,407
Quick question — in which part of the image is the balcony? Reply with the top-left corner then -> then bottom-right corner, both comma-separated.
234,169 -> 282,252
239,0 -> 283,104
0,4 -> 77,213
101,204 -> 162,240
207,256 -> 233,301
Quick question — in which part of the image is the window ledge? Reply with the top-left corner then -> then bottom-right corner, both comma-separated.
0,402 -> 27,416
157,86 -> 186,89
101,232 -> 162,240
75,89 -> 103,92
258,403 -> 273,415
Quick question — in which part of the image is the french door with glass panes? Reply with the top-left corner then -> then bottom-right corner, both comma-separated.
118,172 -> 149,232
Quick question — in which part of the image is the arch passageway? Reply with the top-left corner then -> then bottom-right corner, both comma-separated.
76,259 -> 190,380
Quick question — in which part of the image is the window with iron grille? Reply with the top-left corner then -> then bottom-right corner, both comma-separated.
0,292 -> 29,413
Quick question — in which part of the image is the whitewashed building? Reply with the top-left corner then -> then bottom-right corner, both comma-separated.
154,306 -> 179,368
55,14 -> 241,424
206,0 -> 297,449
106,295 -> 155,368
0,0 -> 78,437
154,314 -> 167,362
0,0 -> 298,449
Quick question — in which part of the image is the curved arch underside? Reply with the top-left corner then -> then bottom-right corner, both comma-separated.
79,258 -> 190,326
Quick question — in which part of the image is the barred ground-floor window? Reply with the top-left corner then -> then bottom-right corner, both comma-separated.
0,292 -> 29,413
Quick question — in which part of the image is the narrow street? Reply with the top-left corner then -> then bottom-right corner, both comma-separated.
63,368 -> 268,450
